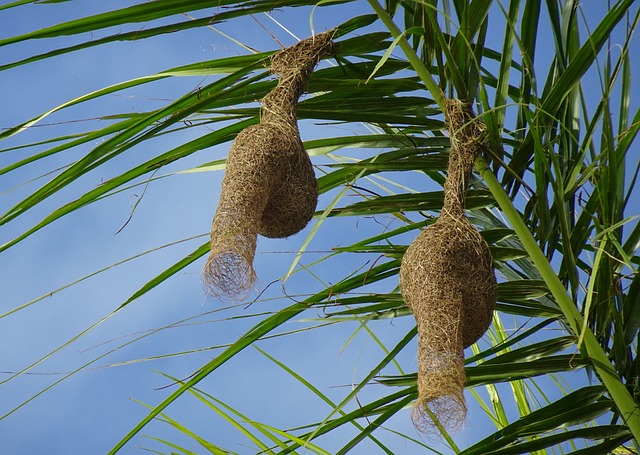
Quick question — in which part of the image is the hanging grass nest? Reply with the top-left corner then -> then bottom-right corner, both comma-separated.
399,98 -> 496,433
203,31 -> 336,299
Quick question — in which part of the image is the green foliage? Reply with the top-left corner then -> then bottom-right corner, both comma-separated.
1,0 -> 639,453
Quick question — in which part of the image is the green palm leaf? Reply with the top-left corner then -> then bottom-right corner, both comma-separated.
1,1 -> 639,453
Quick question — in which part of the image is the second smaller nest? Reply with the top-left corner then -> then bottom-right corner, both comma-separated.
399,99 -> 496,433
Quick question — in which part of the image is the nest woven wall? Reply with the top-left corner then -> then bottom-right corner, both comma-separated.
400,99 -> 497,433
203,31 -> 335,299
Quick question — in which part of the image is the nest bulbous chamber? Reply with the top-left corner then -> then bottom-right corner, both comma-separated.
400,216 -> 496,349
257,128 -> 317,239
399,214 -> 495,432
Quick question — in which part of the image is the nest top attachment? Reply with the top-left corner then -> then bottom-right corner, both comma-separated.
270,30 -> 336,79
262,30 -> 336,127
442,98 -> 487,219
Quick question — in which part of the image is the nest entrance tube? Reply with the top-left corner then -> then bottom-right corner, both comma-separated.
203,31 -> 335,300
400,99 -> 496,433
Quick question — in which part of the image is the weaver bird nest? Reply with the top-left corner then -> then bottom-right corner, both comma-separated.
203,31 -> 335,299
400,99 -> 496,433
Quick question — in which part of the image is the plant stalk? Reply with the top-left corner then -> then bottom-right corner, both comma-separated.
476,156 -> 640,443
367,0 -> 445,111
370,0 -> 640,442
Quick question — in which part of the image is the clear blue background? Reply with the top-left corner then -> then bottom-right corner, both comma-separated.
1,2 -> 638,454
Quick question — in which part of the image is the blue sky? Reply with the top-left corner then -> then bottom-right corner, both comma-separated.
0,3 -> 425,453
1,1 -> 639,454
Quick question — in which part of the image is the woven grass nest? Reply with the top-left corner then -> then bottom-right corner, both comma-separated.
400,99 -> 496,433
203,31 -> 335,299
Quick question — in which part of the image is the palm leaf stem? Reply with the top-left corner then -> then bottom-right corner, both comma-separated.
371,0 -> 639,441
366,0 -> 445,111
476,156 -> 640,443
